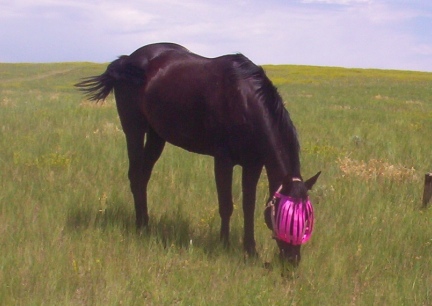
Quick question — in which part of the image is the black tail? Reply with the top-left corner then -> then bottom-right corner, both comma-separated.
75,55 -> 145,102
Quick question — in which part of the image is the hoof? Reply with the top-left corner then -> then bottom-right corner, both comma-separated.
243,245 -> 259,261
263,262 -> 273,270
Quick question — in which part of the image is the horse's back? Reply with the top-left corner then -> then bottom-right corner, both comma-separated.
130,43 -> 189,61
136,50 -> 261,162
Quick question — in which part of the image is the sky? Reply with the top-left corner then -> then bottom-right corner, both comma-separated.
1,0 -> 432,72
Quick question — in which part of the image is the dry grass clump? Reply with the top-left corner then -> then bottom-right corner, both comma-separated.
1,97 -> 15,107
405,100 -> 423,106
79,99 -> 114,108
374,94 -> 390,100
92,122 -> 122,135
330,105 -> 352,110
337,156 -> 417,181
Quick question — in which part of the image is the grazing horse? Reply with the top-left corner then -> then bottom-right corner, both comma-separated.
76,42 -> 320,265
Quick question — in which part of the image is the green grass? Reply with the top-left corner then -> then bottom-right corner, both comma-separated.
1,62 -> 431,305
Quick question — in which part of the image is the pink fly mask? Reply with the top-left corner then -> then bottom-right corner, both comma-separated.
266,191 -> 314,245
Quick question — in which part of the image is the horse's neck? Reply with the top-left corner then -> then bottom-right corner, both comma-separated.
265,148 -> 301,194
263,104 -> 301,187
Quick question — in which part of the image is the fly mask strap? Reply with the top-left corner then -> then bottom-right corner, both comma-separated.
266,196 -> 278,239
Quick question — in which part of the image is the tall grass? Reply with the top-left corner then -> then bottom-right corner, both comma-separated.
1,63 -> 431,305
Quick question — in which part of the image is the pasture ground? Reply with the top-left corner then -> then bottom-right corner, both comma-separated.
1,62 -> 431,305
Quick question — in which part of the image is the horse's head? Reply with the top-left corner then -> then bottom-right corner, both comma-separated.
264,171 -> 321,266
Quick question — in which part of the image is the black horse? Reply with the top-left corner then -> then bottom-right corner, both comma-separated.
76,43 -> 320,265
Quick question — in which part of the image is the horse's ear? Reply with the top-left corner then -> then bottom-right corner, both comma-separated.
304,171 -> 321,190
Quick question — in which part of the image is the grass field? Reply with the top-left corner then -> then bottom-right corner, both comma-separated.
1,62 -> 431,305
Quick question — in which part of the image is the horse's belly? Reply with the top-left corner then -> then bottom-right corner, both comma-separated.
146,109 -> 216,155
150,112 -> 259,165
164,129 -> 215,155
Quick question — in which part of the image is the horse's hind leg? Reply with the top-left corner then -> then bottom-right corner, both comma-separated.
123,124 -> 147,228
140,128 -> 165,225
116,89 -> 165,228
126,127 -> 165,229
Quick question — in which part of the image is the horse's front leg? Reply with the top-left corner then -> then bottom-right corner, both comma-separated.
214,156 -> 234,247
242,164 -> 263,255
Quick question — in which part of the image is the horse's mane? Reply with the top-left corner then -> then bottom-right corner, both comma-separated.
231,54 -> 300,160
